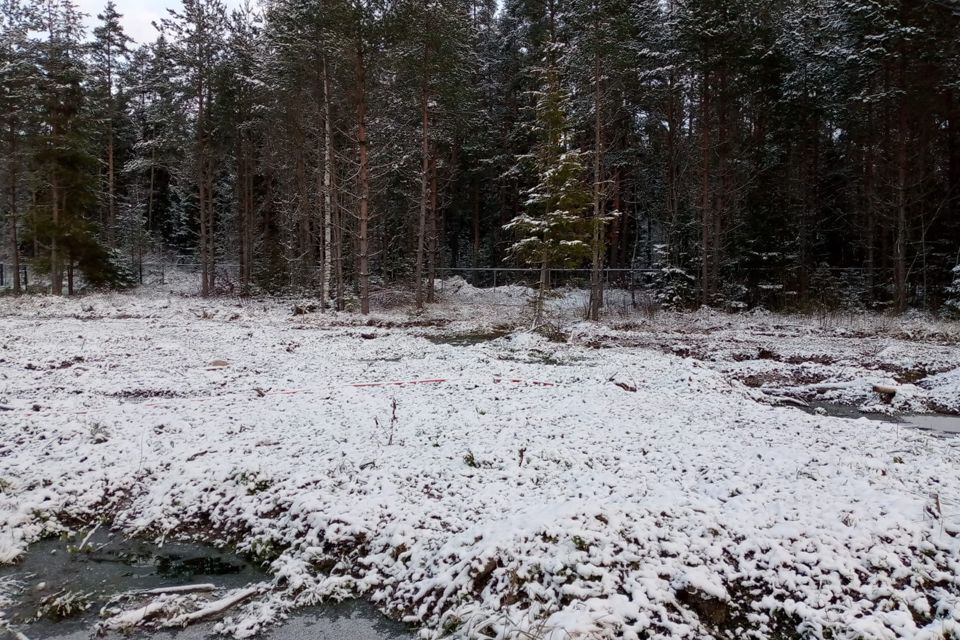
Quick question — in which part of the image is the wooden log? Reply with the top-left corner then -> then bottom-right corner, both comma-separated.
873,384 -> 898,395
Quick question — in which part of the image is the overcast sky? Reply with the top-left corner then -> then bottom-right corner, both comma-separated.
77,0 -> 246,43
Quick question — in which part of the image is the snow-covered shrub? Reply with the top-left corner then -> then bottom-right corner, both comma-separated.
34,590 -> 93,620
650,247 -> 696,310
810,263 -> 841,309
718,282 -> 749,312
945,265 -> 960,317
653,266 -> 696,309
838,269 -> 868,311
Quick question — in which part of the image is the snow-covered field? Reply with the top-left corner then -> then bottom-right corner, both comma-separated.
2,279 -> 960,639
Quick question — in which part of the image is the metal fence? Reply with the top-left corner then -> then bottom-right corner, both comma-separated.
0,260 -> 903,309
0,263 -> 35,289
435,267 -> 660,290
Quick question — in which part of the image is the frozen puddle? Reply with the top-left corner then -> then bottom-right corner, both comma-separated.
0,531 -> 413,639
905,414 -> 960,438
802,401 -> 960,439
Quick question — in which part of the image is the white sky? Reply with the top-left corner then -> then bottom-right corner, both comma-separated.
78,0 -> 246,44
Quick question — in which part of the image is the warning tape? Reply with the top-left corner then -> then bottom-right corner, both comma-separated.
349,378 -> 449,388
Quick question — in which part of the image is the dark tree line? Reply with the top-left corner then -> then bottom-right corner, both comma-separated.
2,0 -> 959,314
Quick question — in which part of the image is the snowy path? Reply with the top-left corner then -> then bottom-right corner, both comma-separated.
1,292 -> 959,639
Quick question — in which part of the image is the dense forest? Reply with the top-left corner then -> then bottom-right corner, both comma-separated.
1,0 -> 959,314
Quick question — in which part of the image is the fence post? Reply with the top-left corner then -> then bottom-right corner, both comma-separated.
22,265 -> 27,288
0,263 -> 4,287
493,269 -> 497,289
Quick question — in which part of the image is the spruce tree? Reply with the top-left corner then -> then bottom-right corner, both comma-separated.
505,12 -> 592,324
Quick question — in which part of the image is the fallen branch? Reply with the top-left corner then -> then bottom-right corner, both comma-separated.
765,395 -> 809,408
76,522 -> 100,552
1,624 -> 30,640
102,599 -> 168,629
166,586 -> 260,627
801,381 -> 865,391
138,584 -> 217,596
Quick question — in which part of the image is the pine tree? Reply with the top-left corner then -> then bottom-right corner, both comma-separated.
124,35 -> 184,253
89,0 -> 132,248
389,0 -> 472,308
569,0 -> 635,319
160,0 -> 228,296
0,0 -> 37,293
223,4 -> 261,295
33,0 -> 91,294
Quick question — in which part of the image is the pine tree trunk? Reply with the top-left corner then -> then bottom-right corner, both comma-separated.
50,173 -> 62,296
535,256 -> 548,326
237,136 -> 253,296
107,125 -> 116,247
322,57 -> 334,310
355,42 -> 370,315
197,70 -> 209,297
588,30 -> 604,322
208,161 -> 216,294
894,54 -> 908,313
415,55 -> 430,310
699,69 -> 712,306
427,156 -> 443,304
8,124 -> 21,294
236,139 -> 245,294
864,103 -> 876,299
106,50 -> 116,248
947,89 -> 960,233
249,140 -> 257,290
665,1 -> 680,266
334,175 -> 344,311
199,158 -> 209,296
147,158 -> 155,235
296,147 -> 312,287
472,179 -> 480,270
609,168 -> 623,269
426,154 -> 438,303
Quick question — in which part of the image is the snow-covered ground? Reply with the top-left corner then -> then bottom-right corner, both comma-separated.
1,279 -> 959,639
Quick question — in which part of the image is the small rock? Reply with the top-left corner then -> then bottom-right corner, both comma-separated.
208,359 -> 230,368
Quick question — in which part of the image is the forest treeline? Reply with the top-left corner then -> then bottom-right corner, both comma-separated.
1,0 -> 959,315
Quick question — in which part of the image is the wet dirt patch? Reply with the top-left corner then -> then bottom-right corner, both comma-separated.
423,329 -> 511,346
108,390 -> 186,400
